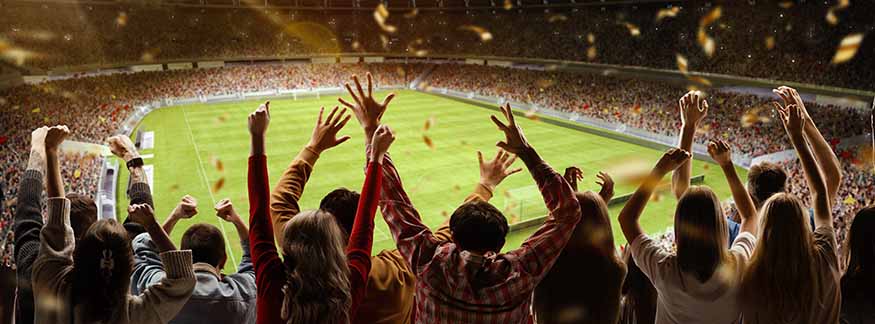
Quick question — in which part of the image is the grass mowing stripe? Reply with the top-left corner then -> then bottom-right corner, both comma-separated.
182,106 -> 238,266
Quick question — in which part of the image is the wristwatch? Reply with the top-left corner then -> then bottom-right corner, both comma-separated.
126,157 -> 144,170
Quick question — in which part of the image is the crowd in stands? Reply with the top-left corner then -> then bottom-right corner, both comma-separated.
1,1 -> 872,89
3,72 -> 874,323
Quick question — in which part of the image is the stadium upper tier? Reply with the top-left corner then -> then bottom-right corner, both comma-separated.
0,1 -> 872,90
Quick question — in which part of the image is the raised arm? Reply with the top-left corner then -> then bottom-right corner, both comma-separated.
161,195 -> 198,235
347,125 -> 392,317
12,127 -> 49,324
619,149 -> 691,243
671,91 -> 708,199
776,103 -> 832,228
108,135 -> 152,206
270,106 -> 351,244
491,103 -> 580,279
708,140 -> 758,235
774,86 -> 842,204
215,199 -> 254,276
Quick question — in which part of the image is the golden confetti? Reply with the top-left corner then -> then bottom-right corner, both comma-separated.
169,184 -> 179,192
826,0 -> 850,26
778,1 -> 794,8
441,210 -> 449,217
703,164 -> 710,171
379,34 -> 389,49
586,46 -> 597,61
548,14 -> 568,23
459,25 -> 493,42
586,33 -> 596,44
831,33 -> 864,64
503,0 -> 513,10
403,8 -> 418,19
216,112 -> 229,123
140,48 -> 160,62
765,36 -> 776,50
623,23 -> 641,37
422,135 -> 435,150
212,177 -> 225,193
453,184 -> 461,191
697,7 -> 722,58
676,53 -> 689,73
373,4 -> 397,33
116,12 -> 128,27
524,109 -> 540,121
655,7 -> 680,22
687,76 -> 713,87
423,116 -> 435,131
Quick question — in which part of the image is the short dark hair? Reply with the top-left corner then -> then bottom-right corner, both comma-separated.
320,188 -> 360,236
747,162 -> 788,207
181,223 -> 226,267
67,193 -> 97,241
450,201 -> 509,253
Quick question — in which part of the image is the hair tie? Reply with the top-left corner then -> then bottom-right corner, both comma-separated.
100,249 -> 115,275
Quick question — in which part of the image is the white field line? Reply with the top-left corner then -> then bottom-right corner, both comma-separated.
181,106 -> 238,266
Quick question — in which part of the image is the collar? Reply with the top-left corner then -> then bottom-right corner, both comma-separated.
192,262 -> 222,279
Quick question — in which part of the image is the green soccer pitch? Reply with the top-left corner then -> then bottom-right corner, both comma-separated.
115,90 -> 747,273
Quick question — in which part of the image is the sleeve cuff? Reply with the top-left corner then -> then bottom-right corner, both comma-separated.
22,169 -> 43,182
128,182 -> 153,206
296,146 -> 320,165
160,250 -> 195,280
46,198 -> 71,228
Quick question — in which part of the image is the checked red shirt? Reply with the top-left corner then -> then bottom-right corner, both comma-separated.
378,151 -> 580,324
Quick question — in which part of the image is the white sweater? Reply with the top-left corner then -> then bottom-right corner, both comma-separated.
31,198 -> 196,324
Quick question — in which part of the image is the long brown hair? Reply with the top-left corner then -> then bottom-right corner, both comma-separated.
280,210 -> 352,324
740,193 -> 820,323
674,186 -> 728,282
71,219 -> 133,323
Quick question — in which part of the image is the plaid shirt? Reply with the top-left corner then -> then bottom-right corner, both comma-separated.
378,151 -> 580,324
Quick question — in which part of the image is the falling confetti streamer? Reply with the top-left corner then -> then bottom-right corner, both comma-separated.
586,46 -> 597,61
459,25 -> 493,42
676,53 -> 689,73
441,210 -> 449,217
524,109 -> 540,121
622,23 -> 641,37
586,33 -> 596,44
423,116 -> 435,131
764,36 -> 776,50
453,184 -> 461,191
212,177 -> 226,193
778,1 -> 794,8
403,8 -> 418,19
503,0 -> 513,10
379,34 -> 389,49
825,0 -> 850,26
697,7 -> 722,58
422,135 -> 435,150
116,12 -> 128,27
676,53 -> 712,87
655,7 -> 680,22
548,14 -> 568,23
831,33 -> 864,64
169,184 -> 179,192
373,4 -> 397,33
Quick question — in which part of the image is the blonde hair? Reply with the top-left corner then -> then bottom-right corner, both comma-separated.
674,186 -> 729,282
280,210 -> 352,324
740,193 -> 820,323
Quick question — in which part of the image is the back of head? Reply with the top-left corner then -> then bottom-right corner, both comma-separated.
450,200 -> 509,253
67,193 -> 97,241
674,186 -> 728,283
181,223 -> 227,269
280,210 -> 351,324
747,162 -> 788,208
741,193 -> 818,322
842,206 -> 875,292
72,219 -> 133,323
533,191 -> 625,324
320,188 -> 360,237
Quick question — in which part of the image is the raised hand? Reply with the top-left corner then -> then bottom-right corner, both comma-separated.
491,103 -> 532,155
44,125 -> 70,152
478,150 -> 523,191
773,86 -> 811,123
31,126 -> 49,149
655,148 -> 692,175
707,140 -> 732,167
107,134 -> 139,161
679,90 -> 708,129
171,195 -> 198,220
596,171 -> 615,202
215,198 -> 242,224
370,124 -> 395,164
563,166 -> 584,192
248,101 -> 271,136
307,106 -> 352,153
776,103 -> 805,138
128,203 -> 156,226
338,73 -> 396,136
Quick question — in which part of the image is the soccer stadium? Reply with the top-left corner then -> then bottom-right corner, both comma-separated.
0,0 -> 873,323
